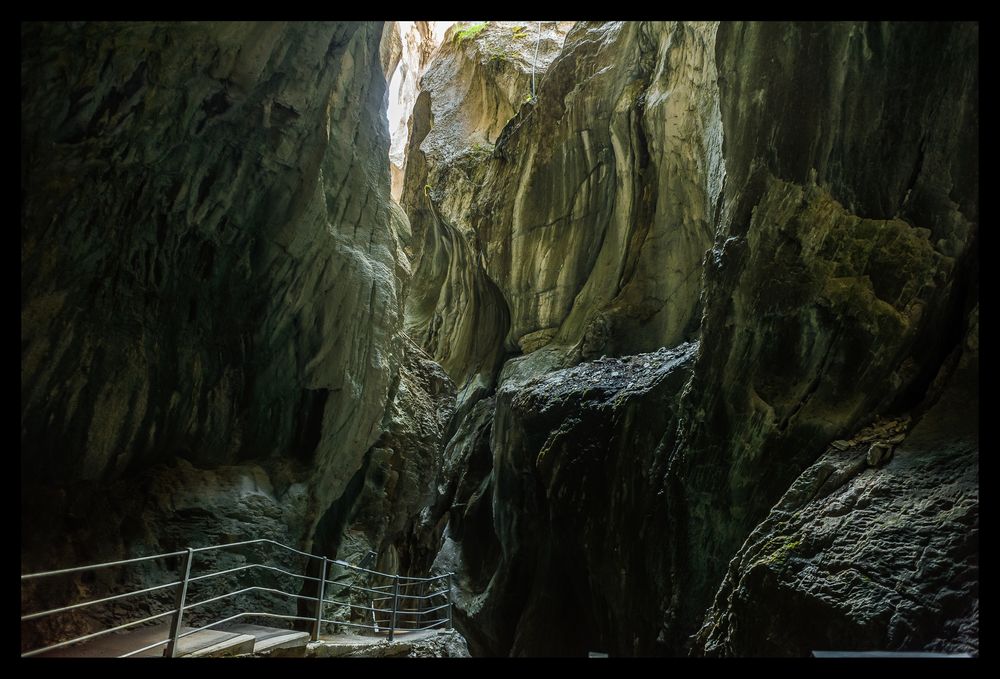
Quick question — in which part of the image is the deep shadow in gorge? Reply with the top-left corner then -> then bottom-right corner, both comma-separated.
21,20 -> 977,657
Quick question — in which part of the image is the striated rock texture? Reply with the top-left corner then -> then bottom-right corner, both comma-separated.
315,337 -> 456,577
382,21 -> 451,201
19,20 -> 425,649
405,198 -> 510,408
402,21 -> 720,399
666,21 -> 978,639
20,18 -> 978,660
400,21 -> 574,403
21,18 -> 402,518
414,21 -> 978,656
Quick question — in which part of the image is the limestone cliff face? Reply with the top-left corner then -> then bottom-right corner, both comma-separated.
411,21 -> 978,656
403,22 -> 721,402
383,21 -> 447,201
20,19 -> 978,659
437,343 -> 699,655
670,21 -> 978,634
20,20 -> 416,643
319,336 -> 456,578
400,21 -> 574,404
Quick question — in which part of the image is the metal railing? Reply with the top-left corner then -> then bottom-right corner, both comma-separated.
20,538 -> 454,658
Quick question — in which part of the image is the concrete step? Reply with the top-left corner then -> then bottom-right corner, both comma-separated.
179,628 -> 256,657
219,623 -> 311,654
37,623 -> 255,658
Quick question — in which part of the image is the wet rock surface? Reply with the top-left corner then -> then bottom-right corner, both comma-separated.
415,20 -> 978,656
402,22 -> 720,399
316,337 -> 456,579
661,23 -> 978,640
694,306 -> 978,656
434,343 -> 699,656
400,21 -> 574,403
21,22 -> 403,501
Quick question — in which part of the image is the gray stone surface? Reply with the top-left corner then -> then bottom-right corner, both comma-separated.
401,22 -> 719,401
663,23 -> 978,640
305,629 -> 470,657
21,22 -> 403,505
415,21 -> 978,656
20,20 -> 413,652
400,21 -> 574,405
20,20 -> 978,660
694,306 -> 978,656
439,343 -> 699,656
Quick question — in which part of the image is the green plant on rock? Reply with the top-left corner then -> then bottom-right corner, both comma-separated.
511,25 -> 528,40
483,45 -> 513,67
762,538 -> 801,568
453,21 -> 488,45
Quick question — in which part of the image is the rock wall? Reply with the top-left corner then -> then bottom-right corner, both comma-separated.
400,21 -> 575,404
438,343 -> 699,655
382,21 -> 450,201
316,336 -> 456,578
19,20 -> 420,648
20,19 -> 978,659
668,20 -> 978,634
410,20 -> 978,656
694,305 -> 978,656
402,22 -> 720,402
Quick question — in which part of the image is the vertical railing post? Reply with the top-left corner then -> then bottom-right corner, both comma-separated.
420,580 -> 426,627
312,557 -> 328,641
388,574 -> 400,642
164,547 -> 194,658
447,572 -> 453,629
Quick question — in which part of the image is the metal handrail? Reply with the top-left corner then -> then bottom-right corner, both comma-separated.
20,550 -> 188,580
20,578 -> 182,621
329,581 -> 396,597
188,562 -> 323,585
322,598 -> 395,614
407,618 -> 451,632
191,538 -> 319,560
413,601 -> 452,615
21,535 -> 455,658
372,588 -> 447,601
184,584 -> 321,611
392,573 -> 451,583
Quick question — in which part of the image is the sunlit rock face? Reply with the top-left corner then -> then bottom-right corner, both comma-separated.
382,21 -> 453,202
414,21 -> 977,656
20,21 -> 418,641
399,21 -> 575,407
401,21 -> 721,404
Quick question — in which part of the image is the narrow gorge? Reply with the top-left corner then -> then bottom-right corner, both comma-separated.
21,20 -> 978,658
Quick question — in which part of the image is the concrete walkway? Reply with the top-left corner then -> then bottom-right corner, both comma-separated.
37,622 -> 309,658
